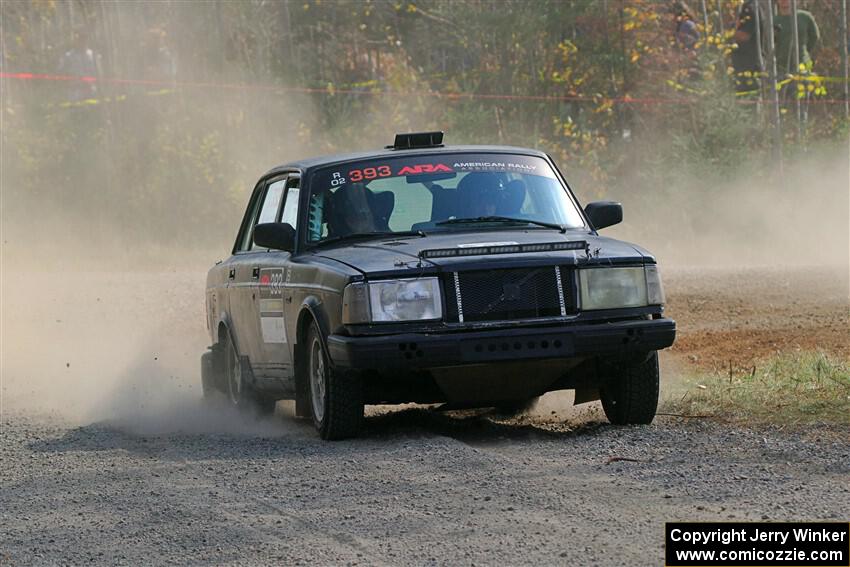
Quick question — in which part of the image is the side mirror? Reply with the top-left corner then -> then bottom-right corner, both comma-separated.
584,201 -> 623,230
253,222 -> 295,252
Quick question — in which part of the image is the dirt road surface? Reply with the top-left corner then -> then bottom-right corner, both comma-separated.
1,265 -> 848,566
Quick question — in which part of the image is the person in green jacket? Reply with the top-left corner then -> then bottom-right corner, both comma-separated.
773,0 -> 820,77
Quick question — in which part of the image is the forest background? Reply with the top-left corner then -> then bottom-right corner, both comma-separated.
1,0 -> 848,267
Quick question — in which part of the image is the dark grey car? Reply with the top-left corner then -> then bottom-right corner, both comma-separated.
202,132 -> 675,439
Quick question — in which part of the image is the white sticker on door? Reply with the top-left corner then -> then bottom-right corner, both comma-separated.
260,315 -> 287,344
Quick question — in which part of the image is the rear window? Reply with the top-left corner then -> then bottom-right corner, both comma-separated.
306,153 -> 585,242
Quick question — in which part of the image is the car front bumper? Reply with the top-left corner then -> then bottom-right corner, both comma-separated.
327,318 -> 675,371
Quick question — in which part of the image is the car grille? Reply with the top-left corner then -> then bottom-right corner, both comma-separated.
444,267 -> 575,323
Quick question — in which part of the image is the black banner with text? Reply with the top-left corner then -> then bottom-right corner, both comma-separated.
665,522 -> 849,566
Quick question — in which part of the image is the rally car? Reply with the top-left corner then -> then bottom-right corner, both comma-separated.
202,132 -> 675,439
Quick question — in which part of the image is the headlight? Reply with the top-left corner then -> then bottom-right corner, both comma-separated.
579,267 -> 649,310
342,278 -> 442,323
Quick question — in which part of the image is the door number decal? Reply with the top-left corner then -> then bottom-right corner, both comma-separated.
259,268 -> 287,343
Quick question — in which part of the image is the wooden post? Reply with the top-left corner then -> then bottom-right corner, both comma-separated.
617,0 -> 628,137
842,0 -> 849,119
715,0 -> 725,37
700,0 -> 710,35
752,0 -> 765,111
789,0 -> 803,140
764,0 -> 783,171
282,0 -> 296,79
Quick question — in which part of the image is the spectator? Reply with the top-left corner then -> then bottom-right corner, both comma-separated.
673,1 -> 700,52
731,0 -> 764,94
671,1 -> 700,79
773,0 -> 819,77
58,29 -> 101,101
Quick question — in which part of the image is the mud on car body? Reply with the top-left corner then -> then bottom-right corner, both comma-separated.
202,132 -> 675,439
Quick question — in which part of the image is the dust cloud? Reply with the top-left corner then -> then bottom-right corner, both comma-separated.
3,147 -> 847,432
3,142 -> 847,431
603,147 -> 850,272
0,3 -> 319,432
2,3 -> 847,432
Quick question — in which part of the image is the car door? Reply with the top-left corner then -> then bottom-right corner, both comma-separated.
252,174 -> 300,377
228,176 -> 286,364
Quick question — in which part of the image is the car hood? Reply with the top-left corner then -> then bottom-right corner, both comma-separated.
313,229 -> 654,277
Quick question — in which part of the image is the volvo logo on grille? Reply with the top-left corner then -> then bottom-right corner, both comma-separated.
502,283 -> 522,301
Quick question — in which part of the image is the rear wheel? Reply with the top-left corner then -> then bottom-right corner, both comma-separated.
201,350 -> 222,400
600,352 -> 659,425
223,333 -> 276,416
307,322 -> 363,440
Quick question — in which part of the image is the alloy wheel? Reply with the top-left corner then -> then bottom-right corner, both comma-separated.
226,339 -> 242,405
309,337 -> 327,422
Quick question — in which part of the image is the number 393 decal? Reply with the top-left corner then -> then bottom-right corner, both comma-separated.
259,268 -> 285,298
348,165 -> 391,182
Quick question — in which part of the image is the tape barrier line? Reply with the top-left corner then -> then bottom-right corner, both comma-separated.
2,71 -> 848,106
48,89 -> 175,109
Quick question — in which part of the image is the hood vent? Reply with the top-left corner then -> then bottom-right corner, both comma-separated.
419,240 -> 587,259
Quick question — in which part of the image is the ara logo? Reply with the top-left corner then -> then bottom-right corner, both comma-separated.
397,163 -> 453,175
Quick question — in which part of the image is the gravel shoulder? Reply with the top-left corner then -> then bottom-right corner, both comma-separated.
1,264 -> 848,565
664,265 -> 849,371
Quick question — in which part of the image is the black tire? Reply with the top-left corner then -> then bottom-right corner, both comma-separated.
599,352 -> 660,425
494,396 -> 539,416
201,350 -> 221,400
306,322 -> 363,440
223,333 -> 277,416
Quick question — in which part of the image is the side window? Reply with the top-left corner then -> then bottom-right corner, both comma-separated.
280,178 -> 300,229
257,180 -> 285,224
307,190 -> 326,241
250,179 -> 286,251
236,188 -> 264,253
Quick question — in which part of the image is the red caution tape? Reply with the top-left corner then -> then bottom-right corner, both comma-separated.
2,71 -> 847,106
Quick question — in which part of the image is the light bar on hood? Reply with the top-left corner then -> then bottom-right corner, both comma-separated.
419,240 -> 588,259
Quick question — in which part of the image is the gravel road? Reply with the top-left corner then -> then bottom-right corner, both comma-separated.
3,409 -> 848,566
1,265 -> 848,566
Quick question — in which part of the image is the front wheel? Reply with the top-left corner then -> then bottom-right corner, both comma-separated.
599,352 -> 659,425
307,322 -> 363,440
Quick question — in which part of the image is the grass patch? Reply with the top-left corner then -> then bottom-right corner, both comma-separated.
663,351 -> 850,425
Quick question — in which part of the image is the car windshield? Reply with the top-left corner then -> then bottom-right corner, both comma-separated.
305,153 -> 585,243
